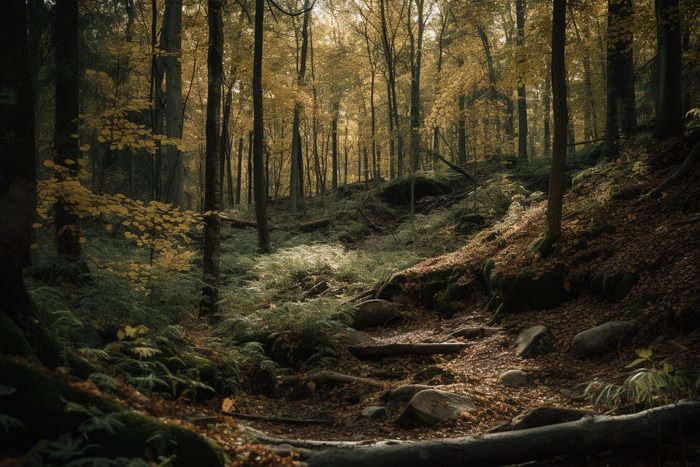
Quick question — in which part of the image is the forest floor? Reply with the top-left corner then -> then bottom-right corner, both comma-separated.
168,134 -> 700,466
14,134 -> 700,467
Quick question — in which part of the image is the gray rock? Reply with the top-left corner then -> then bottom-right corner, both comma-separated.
397,389 -> 476,427
515,325 -> 554,358
269,444 -> 313,460
380,384 -> 433,415
569,321 -> 635,359
352,299 -> 399,329
498,369 -> 530,388
360,406 -> 387,420
413,366 -> 456,384
337,326 -> 374,345
450,326 -> 503,339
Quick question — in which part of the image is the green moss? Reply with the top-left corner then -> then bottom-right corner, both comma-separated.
379,175 -> 452,205
437,281 -> 472,318
592,270 -> 640,303
482,264 -> 566,315
0,308 -> 40,364
0,358 -> 228,466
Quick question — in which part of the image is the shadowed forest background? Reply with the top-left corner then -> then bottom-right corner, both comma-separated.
2,0 -> 700,465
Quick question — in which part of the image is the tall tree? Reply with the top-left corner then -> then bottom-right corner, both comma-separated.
0,0 -> 70,370
409,0 -> 425,175
540,0 -> 568,253
201,0 -> 223,316
652,0 -> 684,140
516,0 -> 528,164
290,0 -> 312,214
54,0 -> 90,281
253,0 -> 271,252
163,0 -> 184,207
602,0 -> 637,159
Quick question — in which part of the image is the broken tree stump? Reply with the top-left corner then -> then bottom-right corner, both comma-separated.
349,342 -> 471,358
305,401 -> 700,467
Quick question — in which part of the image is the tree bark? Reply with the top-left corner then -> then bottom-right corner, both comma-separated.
349,342 -> 471,358
253,0 -> 271,252
652,0 -> 684,140
516,0 -> 528,164
306,401 -> 700,467
201,0 -> 223,316
539,0 -> 568,253
53,0 -> 90,281
163,0 -> 184,208
458,94 -> 467,165
603,0 -> 637,159
236,136 -> 244,204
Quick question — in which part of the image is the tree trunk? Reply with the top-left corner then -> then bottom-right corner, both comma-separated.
220,85 -> 233,207
290,0 -> 311,213
516,0 -> 528,164
201,0 -> 223,316
409,0 -> 425,177
247,130 -> 253,204
332,102 -> 339,188
235,136 -> 243,204
253,0 -> 271,252
603,0 -> 637,159
539,0 -> 567,253
54,0 -> 90,281
652,0 -> 684,140
163,0 -> 184,208
477,26 -> 501,135
306,401 -> 700,467
543,71 -> 551,158
458,94 -> 467,165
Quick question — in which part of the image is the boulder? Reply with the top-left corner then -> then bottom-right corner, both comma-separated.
352,299 -> 399,330
380,384 -> 433,415
337,326 -> 374,345
569,321 -> 635,359
498,370 -> 529,388
515,325 -> 554,358
360,406 -> 387,420
396,390 -> 477,427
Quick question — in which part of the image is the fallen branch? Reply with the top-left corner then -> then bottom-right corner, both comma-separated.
281,370 -> 385,389
306,401 -> 700,467
218,213 -> 330,232
426,151 -> 478,186
221,411 -> 333,425
349,342 -> 472,358
240,425 -> 408,450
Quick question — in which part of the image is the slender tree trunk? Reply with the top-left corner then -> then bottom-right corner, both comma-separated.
409,0 -> 425,175
652,0 -> 684,140
477,26 -> 501,135
54,0 -> 89,281
541,0 -> 568,252
379,0 -> 401,178
516,0 -> 529,164
344,125 -> 348,184
163,0 -> 184,208
247,130 -> 253,204
201,0 -> 223,316
235,136 -> 243,204
543,71 -> 552,158
253,0 -> 271,252
151,0 -> 165,201
458,94 -> 467,165
332,102 -> 339,188
220,86 -> 233,207
290,0 -> 311,213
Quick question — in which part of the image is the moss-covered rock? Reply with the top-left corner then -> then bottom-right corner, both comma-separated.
481,262 -> 566,315
0,358 -> 228,466
592,270 -> 640,303
437,281 -> 473,318
379,176 -> 452,206
455,213 -> 486,235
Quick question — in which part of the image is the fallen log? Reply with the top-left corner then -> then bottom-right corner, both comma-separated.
221,411 -> 333,425
349,342 -> 472,358
305,401 -> 700,467
282,370 -> 385,389
240,425 -> 409,450
218,213 -> 330,232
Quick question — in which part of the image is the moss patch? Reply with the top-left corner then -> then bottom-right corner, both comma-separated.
592,270 -> 640,303
481,262 -> 566,315
379,176 -> 452,206
437,281 -> 473,318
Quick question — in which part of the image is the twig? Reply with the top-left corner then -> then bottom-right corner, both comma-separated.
222,411 -> 333,425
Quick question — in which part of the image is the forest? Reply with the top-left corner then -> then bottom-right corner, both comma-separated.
2,0 -> 700,465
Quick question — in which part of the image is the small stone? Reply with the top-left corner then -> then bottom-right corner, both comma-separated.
498,370 -> 529,388
337,326 -> 374,345
569,321 -> 635,359
515,325 -> 554,358
360,406 -> 387,420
